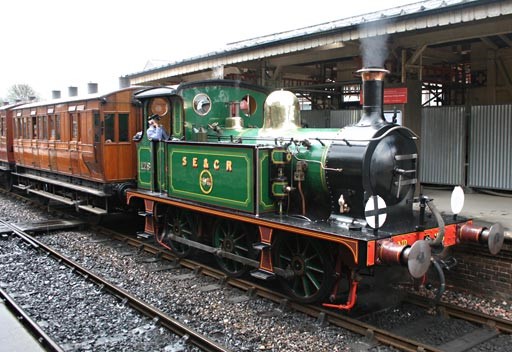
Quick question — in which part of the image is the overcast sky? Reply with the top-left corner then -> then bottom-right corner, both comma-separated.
1,0 -> 419,100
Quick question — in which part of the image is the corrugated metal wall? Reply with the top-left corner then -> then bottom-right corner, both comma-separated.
420,106 -> 467,185
300,110 -> 330,128
329,110 -> 361,128
468,105 -> 512,190
301,110 -> 360,128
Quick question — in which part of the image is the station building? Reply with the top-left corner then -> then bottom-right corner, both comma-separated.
124,0 -> 512,192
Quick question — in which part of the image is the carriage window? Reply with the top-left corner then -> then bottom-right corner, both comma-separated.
94,111 -> 100,143
193,93 -> 211,116
14,118 -> 21,138
38,116 -> 48,139
71,113 -> 79,140
14,118 -> 19,138
104,113 -> 115,142
119,113 -> 129,142
37,117 -> 43,139
23,117 -> 29,139
43,116 -> 48,139
55,114 -> 61,140
21,117 -> 26,138
0,116 -> 4,136
77,113 -> 81,141
13,118 -> 18,138
32,116 -> 37,139
49,115 -> 55,139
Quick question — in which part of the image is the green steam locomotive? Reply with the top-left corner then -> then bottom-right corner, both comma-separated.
127,69 -> 504,308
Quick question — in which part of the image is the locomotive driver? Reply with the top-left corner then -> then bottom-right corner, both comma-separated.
147,114 -> 169,141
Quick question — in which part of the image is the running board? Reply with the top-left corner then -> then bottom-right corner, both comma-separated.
77,204 -> 108,215
27,189 -> 107,215
12,172 -> 107,197
28,189 -> 74,205
13,184 -> 31,191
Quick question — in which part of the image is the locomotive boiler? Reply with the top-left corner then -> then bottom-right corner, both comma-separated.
125,68 -> 504,308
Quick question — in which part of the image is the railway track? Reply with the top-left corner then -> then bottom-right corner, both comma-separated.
0,287 -> 64,352
404,294 -> 512,334
0,219 -> 231,352
1,189 -> 510,351
95,226 -> 512,352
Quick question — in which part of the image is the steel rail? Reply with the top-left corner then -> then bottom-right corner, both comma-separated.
104,230 -> 512,351
0,287 -> 65,352
405,293 -> 512,334
2,220 -> 231,352
100,230 -> 448,352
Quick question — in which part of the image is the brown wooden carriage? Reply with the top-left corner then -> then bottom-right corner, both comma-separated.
10,87 -> 141,214
0,102 -> 25,189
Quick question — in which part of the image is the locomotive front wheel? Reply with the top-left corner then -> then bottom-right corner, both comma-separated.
273,235 -> 334,304
212,219 -> 255,277
162,207 -> 198,258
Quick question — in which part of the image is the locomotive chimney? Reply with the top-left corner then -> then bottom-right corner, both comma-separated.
52,90 -> 61,99
68,86 -> 78,97
118,76 -> 130,89
357,67 -> 389,126
87,82 -> 98,94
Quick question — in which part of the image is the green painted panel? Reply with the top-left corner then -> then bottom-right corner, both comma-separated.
168,144 -> 255,212
138,146 -> 152,187
137,137 -> 152,189
258,149 -> 275,212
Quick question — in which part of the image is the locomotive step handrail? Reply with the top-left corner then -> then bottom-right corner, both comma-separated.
394,179 -> 417,186
204,125 -> 419,144
395,153 -> 418,160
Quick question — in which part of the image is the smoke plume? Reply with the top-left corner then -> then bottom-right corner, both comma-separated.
359,22 -> 389,68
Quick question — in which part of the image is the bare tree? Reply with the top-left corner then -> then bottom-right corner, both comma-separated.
6,84 -> 39,102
